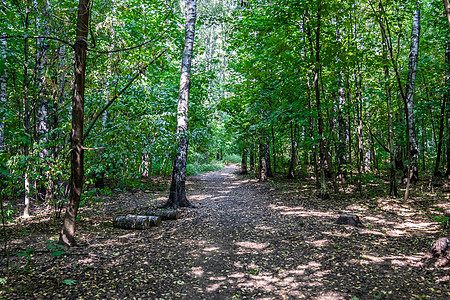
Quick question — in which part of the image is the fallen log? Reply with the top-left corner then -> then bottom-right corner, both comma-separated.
336,214 -> 363,227
113,215 -> 161,230
145,209 -> 179,220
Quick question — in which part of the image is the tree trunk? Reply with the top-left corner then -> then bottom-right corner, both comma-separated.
0,36 -> 6,153
382,29 -> 398,197
336,84 -> 347,179
259,131 -> 267,181
23,7 -> 31,218
312,1 -> 328,199
287,120 -> 298,179
271,125 -> 276,174
265,136 -> 273,177
164,0 -> 197,208
249,144 -> 255,172
435,40 -> 450,177
404,6 -> 421,187
240,147 -> 248,175
59,0 -> 91,246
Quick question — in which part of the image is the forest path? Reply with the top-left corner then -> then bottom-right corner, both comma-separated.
5,164 -> 450,299
149,164 -> 448,299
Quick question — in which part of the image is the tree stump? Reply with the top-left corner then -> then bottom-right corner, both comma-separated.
425,237 -> 450,267
145,209 -> 179,220
113,215 -> 161,229
336,214 -> 363,227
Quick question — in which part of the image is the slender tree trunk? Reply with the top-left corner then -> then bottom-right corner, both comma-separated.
312,1 -> 328,199
356,70 -> 363,195
446,115 -> 450,177
382,30 -> 398,196
404,7 -> 421,201
265,135 -> 273,177
443,0 -> 450,178
271,125 -> 276,174
164,0 -> 197,208
240,147 -> 248,175
336,84 -> 347,179
249,144 -> 255,172
287,120 -> 298,179
0,37 -> 6,153
59,0 -> 91,246
435,41 -> 450,176
23,6 -> 31,218
259,133 -> 267,181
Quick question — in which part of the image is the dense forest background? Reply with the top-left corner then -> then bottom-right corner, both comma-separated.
0,0 -> 449,241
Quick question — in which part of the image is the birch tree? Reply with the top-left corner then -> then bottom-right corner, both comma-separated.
404,5 -> 421,190
164,0 -> 197,208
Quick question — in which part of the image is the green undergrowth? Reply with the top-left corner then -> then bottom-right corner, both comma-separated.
222,154 -> 241,164
187,160 -> 225,176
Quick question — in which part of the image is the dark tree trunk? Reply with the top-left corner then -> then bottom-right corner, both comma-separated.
249,144 -> 255,172
59,0 -> 91,246
259,133 -> 267,181
271,125 -> 276,174
0,36 -> 6,154
265,136 -> 273,177
314,2 -> 328,199
23,7 -> 31,218
240,147 -> 248,175
435,41 -> 450,177
164,0 -> 197,209
287,120 -> 298,179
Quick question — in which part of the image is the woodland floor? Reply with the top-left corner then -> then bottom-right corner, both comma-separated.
1,164 -> 450,299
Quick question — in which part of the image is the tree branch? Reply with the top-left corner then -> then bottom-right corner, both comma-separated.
361,118 -> 390,154
0,35 -> 73,47
82,49 -> 167,142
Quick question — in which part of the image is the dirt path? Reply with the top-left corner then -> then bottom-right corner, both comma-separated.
3,164 -> 450,299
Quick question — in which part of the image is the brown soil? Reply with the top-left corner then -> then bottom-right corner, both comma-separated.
1,164 -> 449,299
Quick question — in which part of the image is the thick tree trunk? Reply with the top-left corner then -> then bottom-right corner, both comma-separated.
59,0 -> 90,246
164,0 -> 197,208
240,147 -> 248,175
404,7 -> 421,188
287,120 -> 298,179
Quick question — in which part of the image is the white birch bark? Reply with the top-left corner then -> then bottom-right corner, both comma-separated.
405,7 -> 421,183
166,0 -> 197,208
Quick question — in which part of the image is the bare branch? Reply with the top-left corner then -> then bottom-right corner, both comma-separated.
83,49 -> 167,142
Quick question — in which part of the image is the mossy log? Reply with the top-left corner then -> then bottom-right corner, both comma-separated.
113,215 -> 161,229
145,209 -> 179,220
